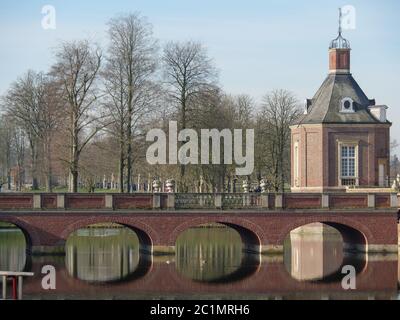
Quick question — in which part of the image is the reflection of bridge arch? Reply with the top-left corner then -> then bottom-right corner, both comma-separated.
23,255 -> 397,298
282,219 -> 369,283
284,244 -> 368,283
169,217 -> 266,253
175,253 -> 261,285
65,251 -> 153,285
62,219 -> 155,284
311,254 -> 368,283
60,217 -> 158,254
279,217 -> 370,252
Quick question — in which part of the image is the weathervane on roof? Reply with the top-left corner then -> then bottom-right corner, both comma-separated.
338,7 -> 343,36
329,8 -> 351,50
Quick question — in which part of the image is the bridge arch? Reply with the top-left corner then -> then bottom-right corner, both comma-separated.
172,218 -> 262,283
169,217 -> 267,253
0,216 -> 40,251
280,217 -> 371,252
60,217 -> 158,254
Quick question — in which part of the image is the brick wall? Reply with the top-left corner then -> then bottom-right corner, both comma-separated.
290,124 -> 391,191
0,209 -> 396,249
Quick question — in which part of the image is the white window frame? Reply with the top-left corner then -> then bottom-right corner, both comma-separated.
294,141 -> 300,187
340,97 -> 354,113
338,141 -> 359,187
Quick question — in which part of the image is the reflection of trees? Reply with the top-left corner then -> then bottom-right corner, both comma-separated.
65,228 -> 140,283
176,225 -> 246,282
0,227 -> 26,272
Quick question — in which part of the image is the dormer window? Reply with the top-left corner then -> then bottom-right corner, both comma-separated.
340,97 -> 354,113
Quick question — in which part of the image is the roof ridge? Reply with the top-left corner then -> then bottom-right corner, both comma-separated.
295,74 -> 335,126
321,74 -> 337,123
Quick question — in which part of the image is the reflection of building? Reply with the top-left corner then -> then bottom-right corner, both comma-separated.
287,225 -> 343,281
290,12 -> 391,192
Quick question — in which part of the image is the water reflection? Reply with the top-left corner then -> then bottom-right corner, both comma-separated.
65,227 -> 140,283
283,223 -> 369,283
0,223 -> 398,299
0,224 -> 26,272
284,223 -> 344,281
175,224 -> 259,283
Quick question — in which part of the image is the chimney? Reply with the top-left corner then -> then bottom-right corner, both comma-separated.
369,105 -> 388,122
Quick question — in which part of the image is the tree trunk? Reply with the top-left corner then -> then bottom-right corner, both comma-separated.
7,170 -> 11,190
29,139 -> 39,190
46,174 -> 52,193
69,170 -> 78,193
179,93 -> 187,192
69,137 -> 79,192
126,65 -> 133,193
45,138 -> 53,192
126,113 -> 132,193
70,115 -> 79,193
119,122 -> 125,193
119,151 -> 125,193
6,146 -> 11,190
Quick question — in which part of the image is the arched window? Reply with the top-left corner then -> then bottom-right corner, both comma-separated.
294,141 -> 300,187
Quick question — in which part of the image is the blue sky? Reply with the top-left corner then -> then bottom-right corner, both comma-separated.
0,0 -> 399,149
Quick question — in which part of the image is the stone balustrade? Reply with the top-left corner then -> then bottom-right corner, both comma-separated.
0,192 -> 398,211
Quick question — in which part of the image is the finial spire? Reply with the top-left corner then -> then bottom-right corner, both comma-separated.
329,7 -> 350,49
338,7 -> 342,36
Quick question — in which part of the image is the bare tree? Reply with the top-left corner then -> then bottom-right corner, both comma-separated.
11,126 -> 26,191
0,117 -> 16,190
105,13 -> 158,192
390,140 -> 400,180
51,40 -> 103,192
103,58 -> 128,192
3,71 -> 41,189
162,41 -> 218,189
390,139 -> 399,153
259,90 -> 300,192
232,94 -> 254,128
221,94 -> 255,189
40,79 -> 64,191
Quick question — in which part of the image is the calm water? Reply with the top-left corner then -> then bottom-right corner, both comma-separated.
0,224 -> 398,300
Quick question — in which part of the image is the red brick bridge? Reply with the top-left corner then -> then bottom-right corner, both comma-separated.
0,192 -> 398,254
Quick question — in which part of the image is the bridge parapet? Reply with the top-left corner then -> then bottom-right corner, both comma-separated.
0,192 -> 397,211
